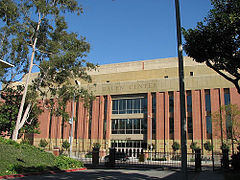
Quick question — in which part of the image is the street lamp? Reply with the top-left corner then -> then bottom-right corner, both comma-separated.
174,0 -> 188,179
69,80 -> 81,158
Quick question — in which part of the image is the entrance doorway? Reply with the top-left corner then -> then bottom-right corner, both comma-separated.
111,140 -> 147,158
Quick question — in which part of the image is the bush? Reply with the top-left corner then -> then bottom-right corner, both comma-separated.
220,142 -> 230,151
62,140 -> 70,151
55,155 -> 84,170
20,139 -> 30,145
85,152 -> 92,158
92,142 -> 101,149
172,142 -> 180,152
39,139 -> 48,148
190,142 -> 200,151
204,141 -> 213,152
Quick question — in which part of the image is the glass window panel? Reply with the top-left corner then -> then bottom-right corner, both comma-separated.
187,117 -> 193,133
206,116 -> 212,134
187,93 -> 192,112
127,99 -> 132,114
224,88 -> 230,105
205,90 -> 211,112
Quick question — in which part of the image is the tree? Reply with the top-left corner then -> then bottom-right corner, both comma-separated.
0,86 -> 42,135
172,141 -> 180,152
204,141 -> 213,152
212,104 -> 240,153
0,0 -> 96,140
183,0 -> 240,93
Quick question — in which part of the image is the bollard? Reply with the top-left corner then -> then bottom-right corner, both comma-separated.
92,147 -> 100,166
221,149 -> 229,169
109,148 -> 116,168
195,149 -> 201,172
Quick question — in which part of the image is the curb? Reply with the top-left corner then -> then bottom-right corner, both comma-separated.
0,168 -> 87,179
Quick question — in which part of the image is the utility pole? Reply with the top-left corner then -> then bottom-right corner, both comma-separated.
174,0 -> 188,179
69,93 -> 75,158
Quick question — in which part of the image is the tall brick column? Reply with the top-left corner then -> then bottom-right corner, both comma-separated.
106,95 -> 112,141
201,89 -> 207,140
174,91 -> 180,140
210,89 -> 221,139
192,90 -> 202,140
91,97 -> 100,140
98,96 -> 105,140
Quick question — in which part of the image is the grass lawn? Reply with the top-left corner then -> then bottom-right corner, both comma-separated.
0,137 -> 84,176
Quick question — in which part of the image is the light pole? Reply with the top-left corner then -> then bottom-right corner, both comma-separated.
69,80 -> 81,158
174,0 -> 188,179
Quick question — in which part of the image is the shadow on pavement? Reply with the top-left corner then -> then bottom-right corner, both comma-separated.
14,168 -> 197,180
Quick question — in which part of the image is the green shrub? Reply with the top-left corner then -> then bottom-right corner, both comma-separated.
39,139 -> 48,148
220,142 -> 230,151
85,152 -> 92,158
92,142 -> 101,149
62,140 -> 70,151
172,142 -> 180,152
20,139 -> 30,145
204,141 -> 213,152
190,142 -> 200,151
55,155 -> 84,170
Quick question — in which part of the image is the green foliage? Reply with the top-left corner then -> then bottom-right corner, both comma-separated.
92,142 -> 101,149
204,141 -> 213,152
212,104 -> 240,145
0,86 -> 42,135
39,139 -> 48,148
183,0 -> 240,93
172,142 -> 180,152
221,142 -> 230,151
62,140 -> 70,151
55,155 -> 83,170
190,142 -> 200,151
20,139 -> 30,145
0,137 -> 84,176
0,0 -> 96,139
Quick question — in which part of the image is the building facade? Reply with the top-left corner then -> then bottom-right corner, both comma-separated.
32,57 -> 240,156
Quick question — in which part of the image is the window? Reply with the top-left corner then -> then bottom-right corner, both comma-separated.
164,76 -> 168,78
187,116 -> 193,133
205,89 -> 211,112
206,116 -> 212,134
111,119 -> 146,134
169,117 -> 174,134
187,91 -> 192,112
224,88 -> 230,105
112,97 -> 147,114
169,92 -> 174,138
169,92 -> 174,113
190,72 -> 194,76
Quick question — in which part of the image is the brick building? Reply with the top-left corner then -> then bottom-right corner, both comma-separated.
31,57 -> 240,156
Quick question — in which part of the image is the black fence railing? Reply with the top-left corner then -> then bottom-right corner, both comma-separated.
70,150 -> 228,170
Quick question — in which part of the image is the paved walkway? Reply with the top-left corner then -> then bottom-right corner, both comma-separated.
194,171 -> 224,180
8,168 -> 225,180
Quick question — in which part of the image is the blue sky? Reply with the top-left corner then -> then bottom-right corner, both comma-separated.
65,0 -> 212,65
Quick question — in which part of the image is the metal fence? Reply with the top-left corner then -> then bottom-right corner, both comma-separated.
71,150 -> 226,170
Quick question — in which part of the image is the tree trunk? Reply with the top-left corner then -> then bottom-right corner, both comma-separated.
12,13 -> 41,141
